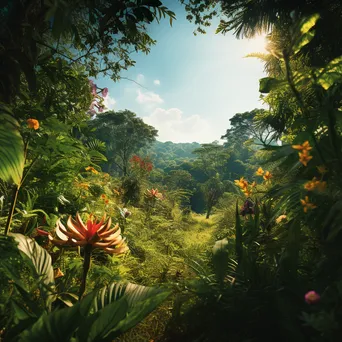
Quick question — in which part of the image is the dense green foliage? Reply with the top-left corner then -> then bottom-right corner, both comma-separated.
1,0 -> 342,341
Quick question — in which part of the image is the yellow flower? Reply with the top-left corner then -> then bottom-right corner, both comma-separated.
234,177 -> 248,190
317,165 -> 328,175
298,151 -> 313,167
76,182 -> 89,190
27,118 -> 39,130
85,166 -> 99,174
255,167 -> 264,176
292,140 -> 312,152
263,171 -> 272,181
300,196 -> 317,213
243,189 -> 253,197
276,215 -> 287,224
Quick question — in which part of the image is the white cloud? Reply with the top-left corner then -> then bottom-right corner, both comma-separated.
103,93 -> 116,112
136,74 -> 145,84
136,90 -> 164,106
143,107 -> 216,143
153,79 -> 161,85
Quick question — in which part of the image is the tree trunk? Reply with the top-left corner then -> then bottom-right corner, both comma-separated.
206,206 -> 212,219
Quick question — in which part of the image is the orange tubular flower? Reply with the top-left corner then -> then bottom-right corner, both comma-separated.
292,141 -> 312,152
234,177 -> 248,190
49,213 -> 128,254
304,177 -> 327,192
300,196 -> 317,213
263,171 -> 272,181
255,167 -> 264,176
27,118 -> 39,130
298,151 -> 313,167
304,177 -> 319,191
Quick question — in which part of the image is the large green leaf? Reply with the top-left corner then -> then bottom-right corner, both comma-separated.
10,233 -> 55,310
78,282 -> 170,342
94,281 -> 165,311
292,14 -> 320,55
0,113 -> 25,184
17,293 -> 96,342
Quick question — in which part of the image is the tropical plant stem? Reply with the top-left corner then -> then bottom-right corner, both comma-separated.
283,51 -> 326,164
79,244 -> 92,300
4,185 -> 20,235
4,140 -> 30,235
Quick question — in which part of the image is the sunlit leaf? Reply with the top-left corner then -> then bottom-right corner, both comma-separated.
10,233 -> 55,310
0,113 -> 25,185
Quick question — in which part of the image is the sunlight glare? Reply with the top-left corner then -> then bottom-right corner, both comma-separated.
245,33 -> 268,54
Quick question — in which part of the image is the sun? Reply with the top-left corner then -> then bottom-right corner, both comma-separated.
246,33 -> 268,53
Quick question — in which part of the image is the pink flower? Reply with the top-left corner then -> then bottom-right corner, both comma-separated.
89,80 -> 97,95
305,290 -> 320,304
98,105 -> 104,113
102,87 -> 108,97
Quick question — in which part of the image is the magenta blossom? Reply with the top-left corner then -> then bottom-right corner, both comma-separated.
102,87 -> 108,97
305,290 -> 320,304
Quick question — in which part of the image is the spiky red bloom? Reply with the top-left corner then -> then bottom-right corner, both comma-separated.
48,213 -> 128,254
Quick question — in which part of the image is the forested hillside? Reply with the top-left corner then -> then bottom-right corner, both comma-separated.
1,1 -> 342,341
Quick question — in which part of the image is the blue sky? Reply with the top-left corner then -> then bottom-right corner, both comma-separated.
98,1 -> 267,143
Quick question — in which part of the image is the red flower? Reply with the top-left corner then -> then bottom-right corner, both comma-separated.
47,213 -> 128,254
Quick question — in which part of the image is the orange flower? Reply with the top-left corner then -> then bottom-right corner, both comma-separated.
113,189 -> 121,196
48,213 -> 128,254
298,151 -> 313,167
316,181 -> 327,192
243,189 -> 253,197
263,171 -> 272,181
234,177 -> 248,190
300,196 -> 317,213
27,118 -> 39,130
304,178 -> 317,191
146,188 -> 163,200
292,141 -> 312,152
54,268 -> 64,279
101,194 -> 107,199
255,167 -> 264,176
105,199 -> 109,204
276,215 -> 287,224
85,166 -> 99,174
77,182 -> 89,190
304,177 -> 326,192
